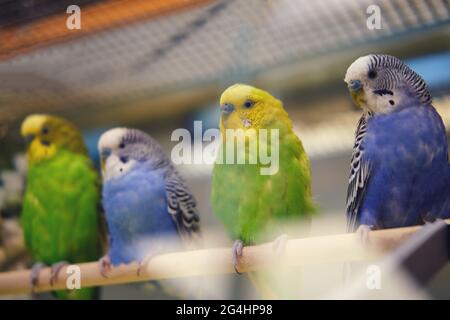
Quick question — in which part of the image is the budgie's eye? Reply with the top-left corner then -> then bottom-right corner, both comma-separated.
119,142 -> 125,149
41,126 -> 49,135
243,100 -> 254,108
368,69 -> 377,79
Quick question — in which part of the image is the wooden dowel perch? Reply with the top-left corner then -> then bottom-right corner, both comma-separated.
0,220 -> 448,296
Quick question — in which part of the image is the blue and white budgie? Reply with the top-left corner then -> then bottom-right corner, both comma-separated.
344,54 -> 450,234
97,128 -> 201,274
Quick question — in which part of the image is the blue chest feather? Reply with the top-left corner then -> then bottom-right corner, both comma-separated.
359,105 -> 450,228
102,164 -> 179,265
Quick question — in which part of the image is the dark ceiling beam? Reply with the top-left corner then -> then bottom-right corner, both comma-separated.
0,0 -> 213,60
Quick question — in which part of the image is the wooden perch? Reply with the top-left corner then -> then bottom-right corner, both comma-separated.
0,220 -> 448,296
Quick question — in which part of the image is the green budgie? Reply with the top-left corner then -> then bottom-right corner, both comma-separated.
20,114 -> 103,299
211,84 -> 316,298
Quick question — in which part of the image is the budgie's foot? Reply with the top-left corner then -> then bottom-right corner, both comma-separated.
356,224 -> 374,247
422,216 -> 439,224
30,262 -> 46,290
99,255 -> 112,278
50,261 -> 69,286
232,240 -> 244,274
272,234 -> 288,257
137,255 -> 154,276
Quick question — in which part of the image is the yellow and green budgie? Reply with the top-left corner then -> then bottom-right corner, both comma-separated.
211,84 -> 316,298
20,114 -> 103,299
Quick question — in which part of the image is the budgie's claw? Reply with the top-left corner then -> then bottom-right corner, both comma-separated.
30,262 -> 46,291
50,261 -> 69,286
232,240 -> 244,274
422,215 -> 440,225
99,255 -> 112,278
137,255 -> 153,276
356,224 -> 374,247
272,234 -> 288,256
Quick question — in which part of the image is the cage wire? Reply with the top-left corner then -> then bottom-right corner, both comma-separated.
0,0 -> 449,126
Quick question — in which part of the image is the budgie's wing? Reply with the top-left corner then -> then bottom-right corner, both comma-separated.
166,172 -> 201,246
346,113 -> 372,232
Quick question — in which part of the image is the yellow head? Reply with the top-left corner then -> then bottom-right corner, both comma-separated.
219,83 -> 285,131
21,114 -> 87,164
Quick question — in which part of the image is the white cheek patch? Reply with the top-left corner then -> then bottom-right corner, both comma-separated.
373,92 -> 400,114
103,154 -> 136,181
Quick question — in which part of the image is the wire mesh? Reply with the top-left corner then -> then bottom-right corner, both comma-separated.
0,0 -> 449,122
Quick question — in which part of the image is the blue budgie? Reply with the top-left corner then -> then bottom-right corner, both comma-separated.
344,54 -> 450,235
97,128 -> 201,275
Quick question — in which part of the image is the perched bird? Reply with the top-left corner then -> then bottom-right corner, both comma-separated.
211,84 -> 316,296
97,128 -> 200,274
344,54 -> 450,234
21,114 -> 102,299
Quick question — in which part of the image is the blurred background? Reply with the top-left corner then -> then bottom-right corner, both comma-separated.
0,0 -> 450,299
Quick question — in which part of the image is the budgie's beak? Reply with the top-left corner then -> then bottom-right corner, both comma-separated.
24,134 -> 35,148
347,79 -> 365,108
100,148 -> 111,173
